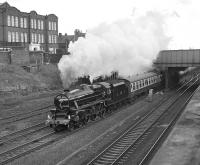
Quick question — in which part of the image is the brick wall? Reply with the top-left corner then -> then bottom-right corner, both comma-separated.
0,51 -> 11,64
11,47 -> 29,65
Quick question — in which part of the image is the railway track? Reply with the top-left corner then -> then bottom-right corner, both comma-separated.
87,76 -> 199,165
0,122 -> 48,146
0,130 -> 67,165
0,105 -> 53,126
0,77 -> 194,164
0,90 -> 173,164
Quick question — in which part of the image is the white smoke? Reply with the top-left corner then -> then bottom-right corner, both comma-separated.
58,11 -> 171,88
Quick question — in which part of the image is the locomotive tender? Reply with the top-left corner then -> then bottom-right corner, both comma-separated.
46,72 -> 163,131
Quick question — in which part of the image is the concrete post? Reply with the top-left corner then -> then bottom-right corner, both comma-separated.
165,67 -> 169,90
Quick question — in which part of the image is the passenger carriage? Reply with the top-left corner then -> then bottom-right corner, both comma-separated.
126,72 -> 162,101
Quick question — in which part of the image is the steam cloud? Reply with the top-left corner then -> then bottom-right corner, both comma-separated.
58,11 -> 171,88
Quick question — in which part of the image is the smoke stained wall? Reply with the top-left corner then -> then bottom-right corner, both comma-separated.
58,11 -> 171,88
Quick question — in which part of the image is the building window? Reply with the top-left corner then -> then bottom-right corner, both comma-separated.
34,19 -> 37,29
24,18 -> 27,28
49,22 -> 51,30
31,33 -> 34,43
35,33 -> 37,43
12,32 -> 15,42
11,16 -> 15,27
41,34 -> 44,43
49,35 -> 51,43
38,20 -> 40,29
31,19 -> 33,28
54,22 -> 57,31
24,33 -> 27,43
41,20 -> 44,30
15,17 -> 18,27
8,31 -> 11,42
51,35 -> 56,43
53,35 -> 57,43
15,32 -> 19,42
20,18 -> 23,28
38,34 -> 41,43
21,33 -> 24,42
52,22 -> 54,30
7,15 -> 11,26
51,35 -> 54,43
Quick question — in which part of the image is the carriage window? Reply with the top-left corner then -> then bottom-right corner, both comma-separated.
140,80 -> 143,88
138,81 -> 141,89
133,84 -> 135,90
145,79 -> 148,86
141,80 -> 144,87
136,82 -> 139,89
131,83 -> 135,91
134,82 -> 137,90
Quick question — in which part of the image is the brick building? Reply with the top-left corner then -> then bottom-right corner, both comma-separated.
57,29 -> 86,55
0,2 -> 58,65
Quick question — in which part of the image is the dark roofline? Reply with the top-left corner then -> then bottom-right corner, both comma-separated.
160,49 -> 200,52
0,2 -> 58,18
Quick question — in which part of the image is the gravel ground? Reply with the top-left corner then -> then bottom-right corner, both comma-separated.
8,91 -> 172,165
0,90 -> 61,137
149,89 -> 200,165
0,89 -> 61,116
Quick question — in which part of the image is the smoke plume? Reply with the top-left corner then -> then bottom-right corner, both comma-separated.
58,11 -> 171,88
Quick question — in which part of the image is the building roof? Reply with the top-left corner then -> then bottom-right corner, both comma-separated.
0,2 -> 58,18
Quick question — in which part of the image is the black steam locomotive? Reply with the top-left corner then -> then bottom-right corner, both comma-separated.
46,72 -> 163,131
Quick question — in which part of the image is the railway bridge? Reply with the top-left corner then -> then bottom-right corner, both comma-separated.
154,49 -> 200,88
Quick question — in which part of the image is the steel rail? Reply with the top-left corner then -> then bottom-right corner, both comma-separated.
0,105 -> 53,121
0,105 -> 53,126
87,76 -> 198,165
137,77 -> 200,165
0,123 -> 48,145
114,79 -> 198,165
0,131 -> 56,165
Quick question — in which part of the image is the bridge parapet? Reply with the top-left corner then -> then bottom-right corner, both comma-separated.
154,49 -> 200,69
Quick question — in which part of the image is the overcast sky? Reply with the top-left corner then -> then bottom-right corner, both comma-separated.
4,0 -> 200,49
